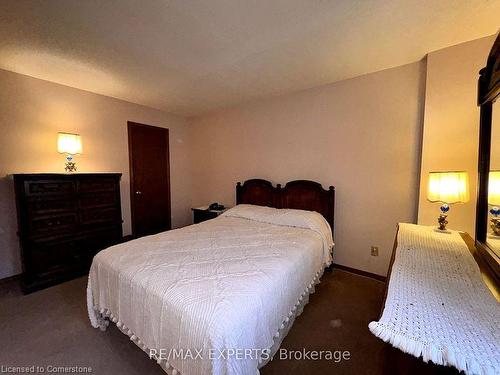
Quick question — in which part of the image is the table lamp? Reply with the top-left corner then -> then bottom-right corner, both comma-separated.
488,171 -> 500,236
427,171 -> 470,231
57,132 -> 82,172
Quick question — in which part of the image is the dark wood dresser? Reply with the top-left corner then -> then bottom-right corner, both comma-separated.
13,173 -> 123,293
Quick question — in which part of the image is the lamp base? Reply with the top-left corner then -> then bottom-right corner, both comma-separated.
433,227 -> 451,234
490,217 -> 500,236
437,213 -> 448,231
64,154 -> 77,173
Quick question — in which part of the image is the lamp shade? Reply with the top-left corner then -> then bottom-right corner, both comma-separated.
489,171 -> 500,206
427,171 -> 470,204
57,132 -> 82,155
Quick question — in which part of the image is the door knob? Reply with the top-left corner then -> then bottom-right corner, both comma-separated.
135,191 -> 142,195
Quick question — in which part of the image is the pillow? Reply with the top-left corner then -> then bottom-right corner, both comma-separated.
222,204 -> 333,264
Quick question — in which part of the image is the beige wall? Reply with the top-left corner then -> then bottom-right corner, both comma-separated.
2,36 -> 493,280
189,61 -> 426,276
417,36 -> 495,235
0,69 -> 192,279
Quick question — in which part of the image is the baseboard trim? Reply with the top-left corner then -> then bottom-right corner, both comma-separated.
333,263 -> 386,282
0,273 -> 22,285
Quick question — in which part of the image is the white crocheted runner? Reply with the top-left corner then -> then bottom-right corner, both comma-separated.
369,223 -> 499,375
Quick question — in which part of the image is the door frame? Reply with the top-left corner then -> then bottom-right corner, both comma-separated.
127,121 -> 171,237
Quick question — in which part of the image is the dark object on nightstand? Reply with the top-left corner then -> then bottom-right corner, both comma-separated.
192,205 -> 227,224
13,173 -> 123,294
209,202 -> 225,211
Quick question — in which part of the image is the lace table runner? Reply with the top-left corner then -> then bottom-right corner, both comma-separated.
369,223 -> 499,375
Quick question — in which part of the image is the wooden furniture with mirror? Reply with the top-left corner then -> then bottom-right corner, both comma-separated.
476,32 -> 500,282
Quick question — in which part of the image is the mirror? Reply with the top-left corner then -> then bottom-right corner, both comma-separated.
486,101 -> 500,257
476,32 -> 500,279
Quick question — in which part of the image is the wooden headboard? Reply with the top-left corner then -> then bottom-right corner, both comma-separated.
236,179 -> 335,234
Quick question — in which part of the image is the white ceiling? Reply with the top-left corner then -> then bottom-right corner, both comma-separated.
0,0 -> 499,116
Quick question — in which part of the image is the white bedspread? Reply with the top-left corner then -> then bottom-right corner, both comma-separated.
87,205 -> 333,375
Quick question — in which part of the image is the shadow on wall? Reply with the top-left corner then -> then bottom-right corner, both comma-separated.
0,175 -> 22,279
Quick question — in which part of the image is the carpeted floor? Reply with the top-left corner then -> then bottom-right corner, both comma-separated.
0,270 -> 389,374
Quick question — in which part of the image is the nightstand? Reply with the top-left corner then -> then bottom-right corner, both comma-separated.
192,206 -> 229,224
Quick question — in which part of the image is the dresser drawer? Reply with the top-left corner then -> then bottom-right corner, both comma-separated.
79,177 -> 119,192
80,206 -> 121,226
24,179 -> 75,197
27,197 -> 76,215
29,213 -> 77,236
25,238 -> 82,277
80,190 -> 118,208
79,227 -> 123,255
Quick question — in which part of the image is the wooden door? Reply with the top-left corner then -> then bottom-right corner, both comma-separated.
128,122 -> 171,237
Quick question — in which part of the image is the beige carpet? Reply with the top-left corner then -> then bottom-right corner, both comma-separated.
0,269 -> 422,374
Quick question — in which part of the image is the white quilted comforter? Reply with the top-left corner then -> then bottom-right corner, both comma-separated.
87,205 -> 333,375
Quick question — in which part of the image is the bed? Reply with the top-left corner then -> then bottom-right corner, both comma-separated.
87,179 -> 335,375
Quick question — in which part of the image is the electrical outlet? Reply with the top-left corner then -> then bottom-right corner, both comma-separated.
371,246 -> 379,256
